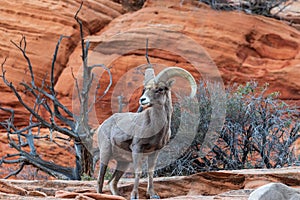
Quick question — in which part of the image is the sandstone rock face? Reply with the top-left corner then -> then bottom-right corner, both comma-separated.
55,0 -> 300,126
1,0 -> 299,127
2,0 -> 299,128
0,0 -> 124,126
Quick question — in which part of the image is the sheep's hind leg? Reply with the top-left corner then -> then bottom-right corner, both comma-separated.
147,152 -> 160,199
109,161 -> 129,196
97,162 -> 108,193
97,143 -> 111,193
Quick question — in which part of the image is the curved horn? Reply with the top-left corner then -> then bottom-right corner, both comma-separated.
154,67 -> 197,98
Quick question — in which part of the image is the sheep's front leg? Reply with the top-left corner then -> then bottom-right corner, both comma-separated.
131,153 -> 142,200
147,152 -> 160,199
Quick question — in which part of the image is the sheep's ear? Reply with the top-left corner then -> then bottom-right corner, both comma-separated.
167,79 -> 175,88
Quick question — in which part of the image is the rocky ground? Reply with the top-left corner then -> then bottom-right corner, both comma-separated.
1,167 -> 300,199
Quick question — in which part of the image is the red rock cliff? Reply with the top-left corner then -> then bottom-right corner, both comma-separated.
0,0 -> 125,126
55,0 -> 300,125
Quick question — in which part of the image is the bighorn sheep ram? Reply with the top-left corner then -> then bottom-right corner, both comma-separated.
96,66 -> 197,199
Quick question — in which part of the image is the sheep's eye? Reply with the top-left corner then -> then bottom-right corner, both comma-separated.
155,88 -> 164,93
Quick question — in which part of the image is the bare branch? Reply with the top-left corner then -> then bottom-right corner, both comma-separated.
118,95 -> 124,113
74,2 -> 86,66
0,153 -> 21,165
4,162 -> 25,179
145,38 -> 151,65
51,35 -> 70,92
71,67 -> 82,105
10,36 -> 35,86
2,73 -> 76,137
0,57 -> 8,78
0,107 -> 15,129
89,64 -> 113,103
12,123 -> 41,136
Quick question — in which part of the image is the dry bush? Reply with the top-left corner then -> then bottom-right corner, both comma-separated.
156,81 -> 299,176
198,0 -> 293,19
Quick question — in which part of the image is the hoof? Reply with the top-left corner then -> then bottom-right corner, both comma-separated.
150,194 -> 160,199
130,193 -> 138,200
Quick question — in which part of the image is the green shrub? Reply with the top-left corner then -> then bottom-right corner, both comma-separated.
81,173 -> 95,181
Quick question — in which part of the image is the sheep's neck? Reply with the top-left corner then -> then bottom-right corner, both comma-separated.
150,105 -> 168,120
150,95 -> 172,129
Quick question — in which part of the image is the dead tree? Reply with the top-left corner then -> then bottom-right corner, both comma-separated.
0,2 -> 112,180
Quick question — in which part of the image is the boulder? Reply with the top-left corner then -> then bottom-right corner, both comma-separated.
248,182 -> 300,200
271,0 -> 300,30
